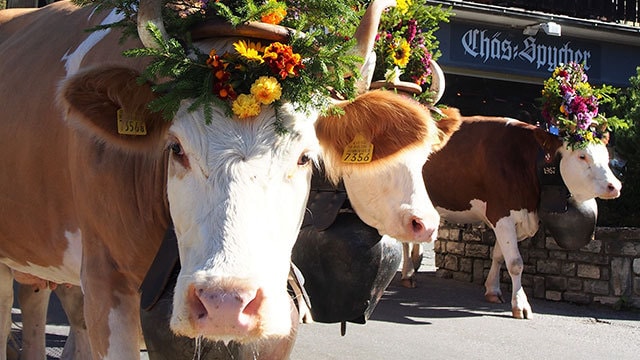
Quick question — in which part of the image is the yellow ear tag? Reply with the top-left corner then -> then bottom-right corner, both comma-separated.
117,108 -> 147,136
342,134 -> 373,163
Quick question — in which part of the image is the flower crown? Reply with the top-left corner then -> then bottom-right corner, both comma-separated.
88,0 -> 371,128
371,0 -> 451,104
541,62 -> 611,149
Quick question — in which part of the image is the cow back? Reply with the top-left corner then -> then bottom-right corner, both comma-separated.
424,110 -> 548,226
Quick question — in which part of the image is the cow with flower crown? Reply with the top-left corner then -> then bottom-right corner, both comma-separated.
0,0 -> 459,358
394,61 -> 622,320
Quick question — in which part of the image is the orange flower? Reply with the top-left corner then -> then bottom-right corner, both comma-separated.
261,8 -> 286,25
263,42 -> 305,79
260,0 -> 287,25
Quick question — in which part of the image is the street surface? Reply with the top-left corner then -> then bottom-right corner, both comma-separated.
10,242 -> 640,359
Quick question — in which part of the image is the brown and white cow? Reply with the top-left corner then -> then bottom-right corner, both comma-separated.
0,0 -> 451,358
400,108 -> 621,319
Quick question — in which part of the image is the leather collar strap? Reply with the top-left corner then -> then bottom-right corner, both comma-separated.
140,223 -> 179,311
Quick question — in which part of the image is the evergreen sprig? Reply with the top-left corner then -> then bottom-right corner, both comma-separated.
74,1 -> 372,127
124,23 -> 217,121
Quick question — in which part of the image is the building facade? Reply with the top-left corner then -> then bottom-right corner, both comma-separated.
430,0 -> 640,122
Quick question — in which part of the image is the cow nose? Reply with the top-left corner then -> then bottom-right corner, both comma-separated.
607,182 -> 621,198
187,284 -> 264,337
408,215 -> 438,243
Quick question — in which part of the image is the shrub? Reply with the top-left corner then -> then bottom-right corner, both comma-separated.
597,67 -> 640,227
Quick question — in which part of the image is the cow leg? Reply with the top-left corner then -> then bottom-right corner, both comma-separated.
0,265 -> 14,360
82,265 -> 141,359
410,242 -> 423,272
492,219 -> 532,319
400,243 -> 417,288
17,283 -> 51,360
54,286 -> 92,360
484,242 -> 505,304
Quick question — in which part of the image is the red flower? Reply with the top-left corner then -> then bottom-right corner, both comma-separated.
263,42 -> 305,80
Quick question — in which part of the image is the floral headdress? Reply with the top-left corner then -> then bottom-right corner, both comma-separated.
541,62 -> 614,149
371,0 -> 451,104
81,0 -> 369,129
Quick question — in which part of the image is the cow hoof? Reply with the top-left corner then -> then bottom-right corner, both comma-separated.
401,278 -> 417,288
485,293 -> 504,304
511,307 -> 532,319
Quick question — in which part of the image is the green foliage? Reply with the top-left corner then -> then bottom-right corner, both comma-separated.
123,24 -> 218,121
597,67 -> 640,227
124,9 -> 362,124
0,0 -> 6,10
371,0 -> 453,104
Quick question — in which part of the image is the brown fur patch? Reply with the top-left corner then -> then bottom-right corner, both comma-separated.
316,90 -> 439,182
58,66 -> 171,154
431,107 -> 462,152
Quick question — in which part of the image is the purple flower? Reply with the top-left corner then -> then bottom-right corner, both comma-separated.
407,20 -> 417,43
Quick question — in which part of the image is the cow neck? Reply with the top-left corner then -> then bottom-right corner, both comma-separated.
537,149 -> 570,213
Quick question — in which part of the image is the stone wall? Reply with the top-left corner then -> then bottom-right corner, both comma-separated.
433,224 -> 640,310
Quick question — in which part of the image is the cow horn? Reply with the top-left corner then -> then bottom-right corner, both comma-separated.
137,0 -> 169,49
353,0 -> 396,93
429,59 -> 445,104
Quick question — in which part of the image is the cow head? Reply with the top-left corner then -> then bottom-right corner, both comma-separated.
535,129 -> 622,203
316,90 -> 452,243
557,140 -> 621,202
60,0 -> 445,344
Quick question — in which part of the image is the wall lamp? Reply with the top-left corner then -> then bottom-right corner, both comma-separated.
523,22 -> 562,37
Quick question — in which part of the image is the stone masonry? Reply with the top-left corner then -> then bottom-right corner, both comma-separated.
434,223 -> 640,310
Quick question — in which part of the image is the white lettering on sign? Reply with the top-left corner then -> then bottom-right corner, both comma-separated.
461,29 -> 592,72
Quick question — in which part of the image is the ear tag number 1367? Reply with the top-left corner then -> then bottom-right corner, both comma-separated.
117,108 -> 147,136
342,134 -> 374,164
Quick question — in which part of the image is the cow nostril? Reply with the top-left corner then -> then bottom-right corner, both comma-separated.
189,286 -> 208,320
242,288 -> 264,317
608,184 -> 617,192
412,218 -> 425,234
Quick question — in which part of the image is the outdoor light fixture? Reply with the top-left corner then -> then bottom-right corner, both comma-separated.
523,22 -> 562,37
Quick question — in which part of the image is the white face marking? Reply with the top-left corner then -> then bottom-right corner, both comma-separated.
62,9 -> 124,76
558,141 -> 622,203
166,102 -> 318,339
342,144 -> 440,243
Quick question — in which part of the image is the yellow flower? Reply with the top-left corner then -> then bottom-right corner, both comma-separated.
234,40 -> 265,63
585,131 -> 594,142
250,76 -> 282,105
391,38 -> 411,68
232,94 -> 261,119
397,0 -> 412,15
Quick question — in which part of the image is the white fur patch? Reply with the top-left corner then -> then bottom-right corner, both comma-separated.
62,9 -> 124,76
0,229 -> 82,285
436,199 -> 489,225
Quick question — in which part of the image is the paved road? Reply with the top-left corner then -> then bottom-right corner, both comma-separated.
11,243 -> 640,359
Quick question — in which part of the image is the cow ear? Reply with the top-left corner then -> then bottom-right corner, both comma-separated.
430,107 -> 461,152
533,126 -> 563,154
316,90 -> 434,182
58,66 -> 170,153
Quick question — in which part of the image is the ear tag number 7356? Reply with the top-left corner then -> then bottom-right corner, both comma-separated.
342,134 -> 373,164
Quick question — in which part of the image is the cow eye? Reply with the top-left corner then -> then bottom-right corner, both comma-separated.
297,152 -> 312,166
167,141 -> 190,169
169,142 -> 184,157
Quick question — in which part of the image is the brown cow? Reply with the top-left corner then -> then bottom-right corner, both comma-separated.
0,0 -> 453,358
400,108 -> 621,319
